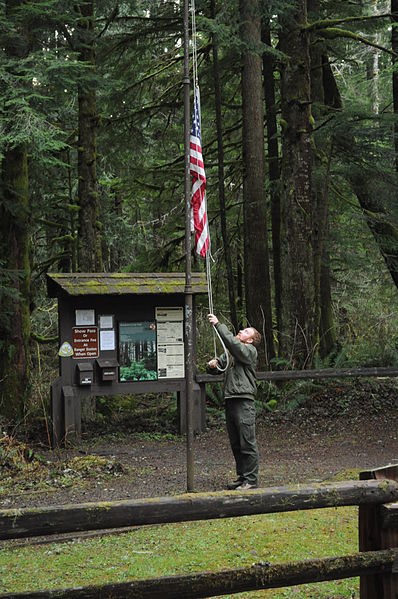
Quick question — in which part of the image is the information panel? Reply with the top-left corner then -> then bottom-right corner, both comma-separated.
72,327 -> 99,359
155,307 -> 184,379
119,322 -> 157,381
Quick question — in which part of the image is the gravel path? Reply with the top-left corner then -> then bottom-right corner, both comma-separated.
3,392 -> 398,510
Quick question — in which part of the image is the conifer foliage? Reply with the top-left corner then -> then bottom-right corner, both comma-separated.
1,0 -> 398,421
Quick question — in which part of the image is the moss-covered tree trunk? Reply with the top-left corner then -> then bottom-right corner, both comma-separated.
109,192 -> 123,271
240,0 -> 274,366
392,0 -> 398,172
279,1 -> 315,367
262,12 -> 282,353
308,0 -> 323,355
318,57 -> 338,356
76,0 -> 102,272
75,1 -> 101,422
308,0 -> 336,358
0,0 -> 30,421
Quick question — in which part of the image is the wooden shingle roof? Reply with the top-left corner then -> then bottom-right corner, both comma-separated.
47,272 -> 207,297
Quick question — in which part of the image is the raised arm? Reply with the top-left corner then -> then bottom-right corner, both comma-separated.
208,314 -> 256,366
216,323 -> 256,365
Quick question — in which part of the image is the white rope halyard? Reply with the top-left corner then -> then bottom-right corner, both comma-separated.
190,0 -> 229,372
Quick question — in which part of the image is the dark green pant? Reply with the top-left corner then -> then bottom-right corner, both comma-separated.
225,398 -> 259,485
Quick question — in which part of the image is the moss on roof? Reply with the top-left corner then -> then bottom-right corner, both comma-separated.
47,273 -> 207,297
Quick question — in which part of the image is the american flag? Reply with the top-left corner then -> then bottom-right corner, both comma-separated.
190,86 -> 209,258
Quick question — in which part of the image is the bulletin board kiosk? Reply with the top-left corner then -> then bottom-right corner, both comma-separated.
47,272 -> 207,445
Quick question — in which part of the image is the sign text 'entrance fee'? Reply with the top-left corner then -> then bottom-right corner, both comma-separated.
72,327 -> 99,359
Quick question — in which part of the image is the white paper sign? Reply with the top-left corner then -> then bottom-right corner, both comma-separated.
100,329 -> 115,351
75,309 -> 95,326
99,315 -> 114,329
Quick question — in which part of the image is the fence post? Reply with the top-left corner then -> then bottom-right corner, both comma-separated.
359,464 -> 398,598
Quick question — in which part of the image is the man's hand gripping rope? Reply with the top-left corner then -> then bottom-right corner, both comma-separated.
208,313 -> 229,373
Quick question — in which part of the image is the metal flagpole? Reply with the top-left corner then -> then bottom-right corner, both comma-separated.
183,0 -> 194,492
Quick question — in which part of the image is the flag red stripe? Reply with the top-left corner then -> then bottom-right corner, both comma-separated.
190,88 -> 209,257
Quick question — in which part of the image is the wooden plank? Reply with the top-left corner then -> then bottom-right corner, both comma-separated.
1,480 -> 397,541
2,548 -> 397,598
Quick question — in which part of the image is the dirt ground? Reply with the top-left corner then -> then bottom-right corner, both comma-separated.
3,380 -> 398,511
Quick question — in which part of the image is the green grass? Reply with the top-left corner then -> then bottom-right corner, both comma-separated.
0,507 -> 359,598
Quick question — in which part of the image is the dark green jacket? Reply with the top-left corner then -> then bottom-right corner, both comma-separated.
209,323 -> 258,400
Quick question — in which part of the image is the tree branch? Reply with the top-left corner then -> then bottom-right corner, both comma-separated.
97,3 -> 119,39
306,13 -> 397,32
31,332 -> 58,344
317,28 -> 397,57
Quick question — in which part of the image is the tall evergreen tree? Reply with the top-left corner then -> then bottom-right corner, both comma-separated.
261,7 -> 282,353
392,0 -> 398,171
239,0 -> 274,365
279,0 -> 315,366
75,0 -> 103,272
0,0 -> 31,420
210,0 -> 238,332
308,0 -> 336,357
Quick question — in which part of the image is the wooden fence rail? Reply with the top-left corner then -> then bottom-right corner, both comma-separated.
1,480 -> 397,541
196,366 -> 398,385
2,472 -> 398,598
2,549 -> 398,599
